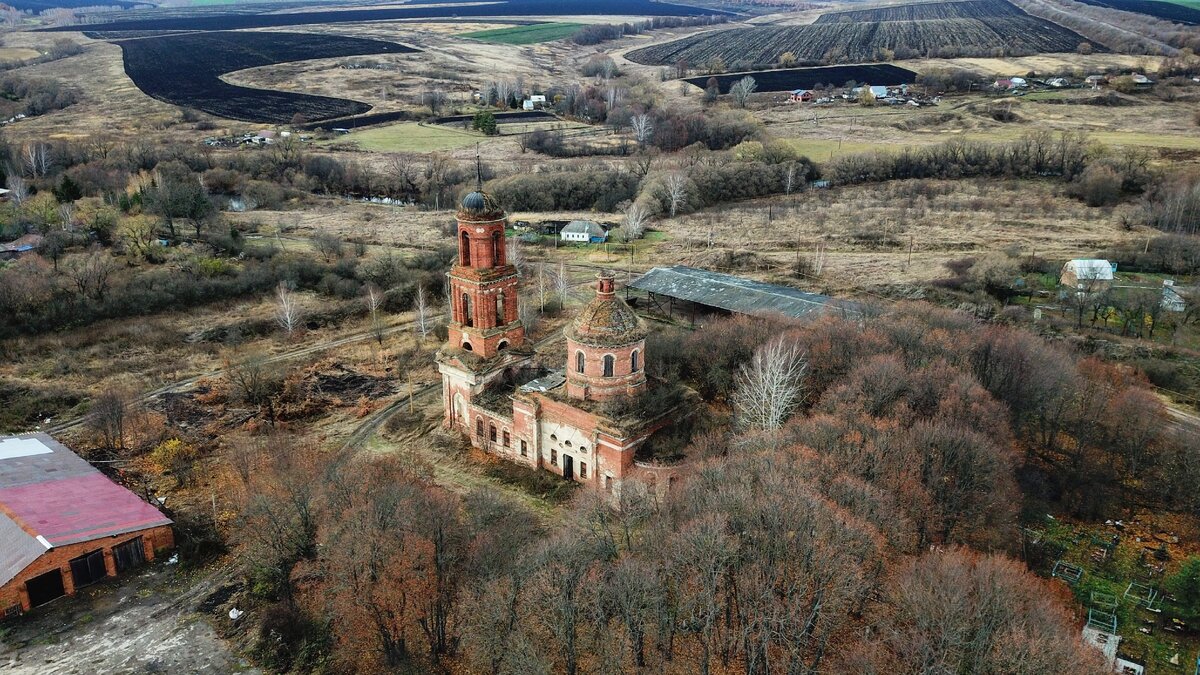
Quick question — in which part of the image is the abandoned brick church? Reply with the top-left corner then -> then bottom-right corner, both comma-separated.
436,187 -> 678,498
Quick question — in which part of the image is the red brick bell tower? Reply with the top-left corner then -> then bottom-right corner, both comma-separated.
436,163 -> 529,434
445,182 -> 525,358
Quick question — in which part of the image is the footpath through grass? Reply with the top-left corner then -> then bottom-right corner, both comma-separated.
460,22 -> 585,44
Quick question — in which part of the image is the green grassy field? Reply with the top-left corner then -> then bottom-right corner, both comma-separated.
460,22 -> 585,45
323,123 -> 483,152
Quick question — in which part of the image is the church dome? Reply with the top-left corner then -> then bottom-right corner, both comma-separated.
459,190 -> 504,219
565,275 -> 647,346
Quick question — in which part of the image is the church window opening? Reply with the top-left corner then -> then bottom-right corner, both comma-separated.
603,354 -> 614,378
503,430 -> 510,447
492,232 -> 502,266
580,462 -> 587,479
489,424 -> 497,442
631,350 -> 640,372
551,449 -> 558,466
520,440 -> 527,456
462,293 -> 473,327
496,294 -> 505,325
604,475 -> 613,493
476,418 -> 483,437
575,351 -> 585,374
460,231 -> 471,265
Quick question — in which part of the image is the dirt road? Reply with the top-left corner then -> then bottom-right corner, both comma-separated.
0,564 -> 255,675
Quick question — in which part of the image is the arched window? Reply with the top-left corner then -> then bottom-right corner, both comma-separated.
498,340 -> 508,351
575,351 -> 585,374
460,230 -> 471,266
462,341 -> 473,351
476,418 -> 483,437
462,293 -> 472,327
631,349 -> 640,373
495,293 -> 505,326
489,424 -> 497,442
492,231 -> 502,267
603,354 -> 614,378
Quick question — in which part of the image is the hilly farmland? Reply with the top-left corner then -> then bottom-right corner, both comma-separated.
116,31 -> 418,123
626,0 -> 1098,67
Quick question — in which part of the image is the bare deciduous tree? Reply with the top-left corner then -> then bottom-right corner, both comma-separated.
88,386 -> 130,450
663,173 -> 687,217
731,335 -> 808,431
423,86 -> 448,114
22,142 -> 51,178
414,283 -> 432,340
631,114 -> 653,148
365,283 -> 385,347
6,174 -> 27,205
554,262 -> 571,308
729,76 -> 757,108
62,246 -> 116,302
623,202 -> 649,241
275,281 -> 302,337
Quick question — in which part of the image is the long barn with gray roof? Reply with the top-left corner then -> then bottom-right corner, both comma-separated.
629,265 -> 861,323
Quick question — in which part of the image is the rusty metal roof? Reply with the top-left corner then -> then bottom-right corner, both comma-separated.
630,265 -> 861,320
0,434 -> 172,587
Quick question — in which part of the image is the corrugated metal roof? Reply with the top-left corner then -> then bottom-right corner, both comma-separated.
630,265 -> 861,320
0,511 -> 47,590
0,433 -> 172,586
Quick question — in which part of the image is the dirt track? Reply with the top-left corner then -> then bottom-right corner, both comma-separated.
0,563 -> 255,675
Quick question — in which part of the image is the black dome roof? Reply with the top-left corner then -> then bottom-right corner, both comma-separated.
459,190 -> 503,218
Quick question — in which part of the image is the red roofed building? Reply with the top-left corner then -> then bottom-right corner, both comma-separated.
0,434 -> 174,615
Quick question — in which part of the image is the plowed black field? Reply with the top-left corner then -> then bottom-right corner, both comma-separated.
116,31 -> 417,123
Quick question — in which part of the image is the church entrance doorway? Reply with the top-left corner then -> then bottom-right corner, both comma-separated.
563,455 -> 574,480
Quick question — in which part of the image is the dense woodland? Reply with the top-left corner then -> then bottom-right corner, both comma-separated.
215,307 -> 1191,673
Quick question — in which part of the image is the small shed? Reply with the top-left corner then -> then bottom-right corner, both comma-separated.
561,220 -> 607,243
0,234 -> 43,261
1060,259 -> 1114,290
1162,280 -> 1189,313
788,89 -> 813,103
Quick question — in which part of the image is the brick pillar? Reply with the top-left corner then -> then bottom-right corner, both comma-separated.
60,565 -> 75,597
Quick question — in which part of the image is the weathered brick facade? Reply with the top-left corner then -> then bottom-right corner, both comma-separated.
437,190 -> 683,501
1,526 -> 174,614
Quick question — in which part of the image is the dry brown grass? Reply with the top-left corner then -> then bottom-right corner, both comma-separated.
651,178 -> 1146,288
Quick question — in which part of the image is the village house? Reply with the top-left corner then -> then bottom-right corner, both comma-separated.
437,188 -> 683,501
0,434 -> 174,616
560,219 -> 607,243
1061,259 -> 1115,291
788,89 -> 813,103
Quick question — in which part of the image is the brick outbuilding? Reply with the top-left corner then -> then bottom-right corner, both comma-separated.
0,434 -> 174,616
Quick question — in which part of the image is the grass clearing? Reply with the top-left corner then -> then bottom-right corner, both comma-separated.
460,22 -> 585,44
323,122 -> 484,152
780,137 -> 898,160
